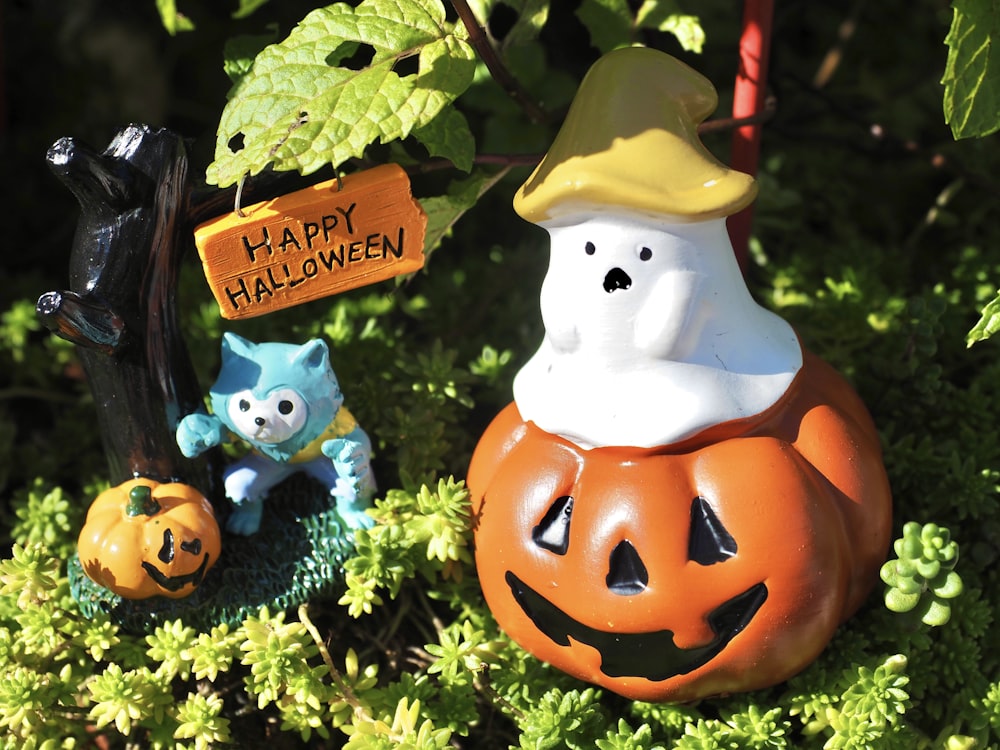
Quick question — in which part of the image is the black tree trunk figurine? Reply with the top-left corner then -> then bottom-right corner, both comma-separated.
36,124 -> 215,489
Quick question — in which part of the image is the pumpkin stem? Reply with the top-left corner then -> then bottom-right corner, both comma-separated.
126,485 -> 162,517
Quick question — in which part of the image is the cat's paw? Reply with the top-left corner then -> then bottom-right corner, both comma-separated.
322,438 -> 368,469
176,413 -> 224,457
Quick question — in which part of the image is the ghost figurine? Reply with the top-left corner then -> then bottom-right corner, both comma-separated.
467,48 -> 892,703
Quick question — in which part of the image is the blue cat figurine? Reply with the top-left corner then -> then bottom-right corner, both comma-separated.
176,333 -> 376,535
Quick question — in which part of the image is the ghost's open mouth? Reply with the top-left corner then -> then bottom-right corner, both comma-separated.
603,267 -> 632,293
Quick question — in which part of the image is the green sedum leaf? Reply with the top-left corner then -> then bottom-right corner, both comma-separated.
942,0 -> 1000,139
207,0 -> 477,187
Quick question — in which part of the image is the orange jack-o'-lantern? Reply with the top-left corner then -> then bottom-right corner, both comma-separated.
468,352 -> 892,703
78,478 -> 222,600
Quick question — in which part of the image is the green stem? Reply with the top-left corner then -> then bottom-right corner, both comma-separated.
298,603 -> 373,725
125,485 -> 161,517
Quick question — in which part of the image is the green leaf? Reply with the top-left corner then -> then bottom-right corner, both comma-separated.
919,598 -> 953,627
207,0 -> 477,187
576,0 -> 634,54
223,27 -> 281,85
233,0 -> 272,20
155,0 -> 195,34
966,289 -> 1000,346
636,2 -> 705,53
419,168 -> 511,256
412,108 -> 475,171
942,0 -> 1000,139
885,588 -> 921,613
498,0 -> 550,48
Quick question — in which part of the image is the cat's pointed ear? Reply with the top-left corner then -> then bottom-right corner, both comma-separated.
293,338 -> 330,371
221,332 -> 254,362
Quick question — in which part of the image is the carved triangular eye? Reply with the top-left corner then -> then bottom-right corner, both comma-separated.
532,495 -> 574,555
606,540 -> 648,596
689,496 -> 737,565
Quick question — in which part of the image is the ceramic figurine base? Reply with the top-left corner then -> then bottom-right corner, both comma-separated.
68,476 -> 358,632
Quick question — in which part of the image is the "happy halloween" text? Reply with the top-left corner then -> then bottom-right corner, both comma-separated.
222,203 -> 407,313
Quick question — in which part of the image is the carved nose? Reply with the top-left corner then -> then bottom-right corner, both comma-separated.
255,417 -> 266,426
606,540 -> 648,595
603,267 -> 632,293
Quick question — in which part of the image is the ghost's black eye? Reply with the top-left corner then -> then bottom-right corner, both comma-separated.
278,400 -> 294,415
585,241 -> 596,255
239,399 -> 251,412
639,246 -> 652,261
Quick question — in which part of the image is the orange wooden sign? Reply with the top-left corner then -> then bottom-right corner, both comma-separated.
194,164 -> 427,320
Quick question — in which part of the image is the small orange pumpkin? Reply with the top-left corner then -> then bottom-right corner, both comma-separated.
77,478 -> 222,600
468,351 -> 892,702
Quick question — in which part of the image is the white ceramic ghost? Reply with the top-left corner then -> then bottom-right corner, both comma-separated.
513,212 -> 802,449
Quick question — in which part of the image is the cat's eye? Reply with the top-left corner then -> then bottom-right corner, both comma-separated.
239,399 -> 251,412
278,400 -> 294,415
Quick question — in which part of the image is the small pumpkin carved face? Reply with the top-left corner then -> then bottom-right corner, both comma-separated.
468,374 -> 892,702
77,478 -> 222,600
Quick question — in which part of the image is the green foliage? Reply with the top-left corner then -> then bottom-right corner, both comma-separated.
942,0 -> 1000,139
207,0 -> 477,186
966,288 -> 1000,345
576,0 -> 705,54
881,522 -> 964,626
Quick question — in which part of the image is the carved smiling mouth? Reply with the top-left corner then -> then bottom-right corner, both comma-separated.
505,571 -> 768,681
141,553 -> 211,593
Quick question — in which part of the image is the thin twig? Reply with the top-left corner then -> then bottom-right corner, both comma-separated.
476,664 -> 526,720
700,95 -> 777,134
298,603 -> 371,723
449,0 -> 549,124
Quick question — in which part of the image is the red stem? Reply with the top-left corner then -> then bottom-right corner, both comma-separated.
727,0 -> 775,272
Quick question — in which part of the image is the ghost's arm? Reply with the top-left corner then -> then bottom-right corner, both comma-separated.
539,277 -> 581,352
633,271 -> 705,359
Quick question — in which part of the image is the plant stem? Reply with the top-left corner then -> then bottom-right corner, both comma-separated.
297,603 -> 372,723
449,0 -> 549,125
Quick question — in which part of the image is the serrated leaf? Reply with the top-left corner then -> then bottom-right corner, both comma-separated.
636,1 -> 704,54
207,0 -> 477,187
233,0 -> 271,20
156,0 -> 195,35
966,289 -> 1000,346
942,0 -> 1000,139
576,0 -> 634,54
223,28 -> 280,85
412,108 -> 475,171
419,168 -> 510,257
501,0 -> 551,48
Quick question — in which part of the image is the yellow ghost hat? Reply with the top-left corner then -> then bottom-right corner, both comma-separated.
514,47 -> 757,224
